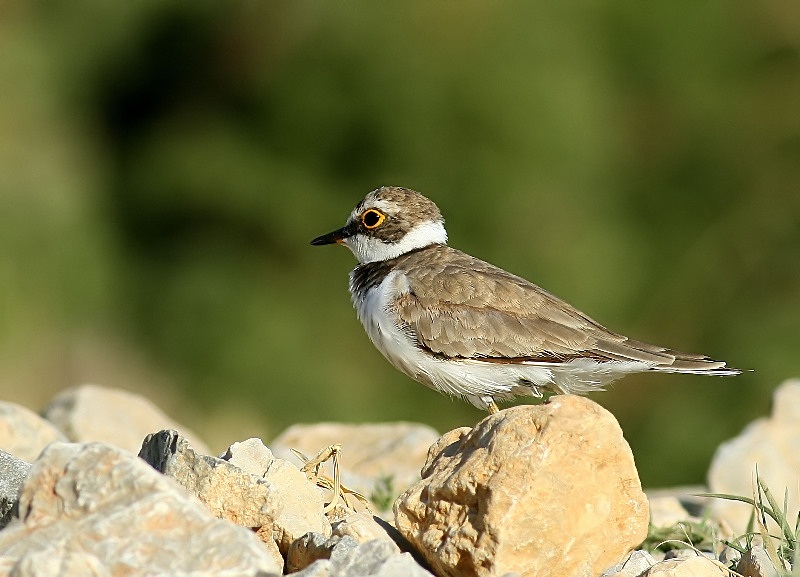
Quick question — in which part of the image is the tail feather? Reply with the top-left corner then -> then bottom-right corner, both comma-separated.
597,338 -> 741,376
649,360 -> 742,376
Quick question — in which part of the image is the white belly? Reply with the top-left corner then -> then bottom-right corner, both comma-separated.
349,270 -> 559,407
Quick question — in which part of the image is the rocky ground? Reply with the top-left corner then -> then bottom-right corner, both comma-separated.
1,380 -> 798,577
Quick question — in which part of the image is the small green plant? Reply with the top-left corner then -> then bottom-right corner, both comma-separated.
642,518 -> 720,554
370,475 -> 396,513
705,471 -> 800,576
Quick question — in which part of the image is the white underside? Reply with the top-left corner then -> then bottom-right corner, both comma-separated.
350,270 -> 652,410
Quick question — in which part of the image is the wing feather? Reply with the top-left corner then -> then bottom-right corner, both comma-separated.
391,245 -> 727,371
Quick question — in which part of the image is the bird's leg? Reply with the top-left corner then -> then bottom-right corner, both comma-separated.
485,398 -> 500,414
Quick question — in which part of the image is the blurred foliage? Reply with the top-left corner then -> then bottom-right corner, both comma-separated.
1,1 -> 798,486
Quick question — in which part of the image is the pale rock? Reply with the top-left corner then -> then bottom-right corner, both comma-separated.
221,437 -> 277,475
292,537 -> 434,577
394,396 -> 650,577
648,496 -> 693,528
0,402 -> 67,462
223,437 -> 331,554
42,384 -> 210,454
4,548 -> 109,577
288,532 -> 337,573
0,451 -> 30,530
708,379 -> 800,534
645,487 -> 709,519
331,512 -> 400,550
602,550 -> 659,577
0,442 -> 281,576
663,551 -> 717,562
270,422 -> 439,501
643,556 -> 730,576
288,513 -> 402,573
735,545 -> 782,577
140,430 -> 329,555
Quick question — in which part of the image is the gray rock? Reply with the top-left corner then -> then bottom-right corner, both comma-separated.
288,532 -> 336,573
140,430 -> 328,556
0,402 -> 67,462
735,546 -> 783,577
708,379 -> 800,534
221,437 -> 277,475
0,441 -> 281,576
287,513 -> 402,573
293,537 -> 434,577
4,548 -> 110,577
42,384 -> 210,454
602,550 -> 658,577
642,557 -> 729,576
663,550 -> 717,561
330,512 -> 399,550
0,451 -> 30,529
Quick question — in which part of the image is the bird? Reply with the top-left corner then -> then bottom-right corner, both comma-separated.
311,186 -> 740,413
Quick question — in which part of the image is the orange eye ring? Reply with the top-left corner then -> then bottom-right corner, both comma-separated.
361,209 -> 386,229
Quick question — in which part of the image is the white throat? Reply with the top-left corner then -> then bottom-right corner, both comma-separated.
344,220 -> 448,263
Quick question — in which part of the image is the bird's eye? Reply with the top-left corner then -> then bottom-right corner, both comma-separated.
361,209 -> 386,229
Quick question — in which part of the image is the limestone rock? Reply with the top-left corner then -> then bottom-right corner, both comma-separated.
140,430 -> 329,555
0,451 -> 30,529
222,437 -> 278,475
647,496 -> 693,529
288,532 -> 337,573
331,512 -> 400,550
288,513 -> 402,573
642,556 -> 729,576
602,550 -> 658,577
291,537 -> 434,577
0,442 -> 281,576
708,379 -> 800,533
2,548 -> 110,577
224,437 -> 332,553
394,396 -> 650,577
0,401 -> 67,462
271,422 -> 439,502
42,384 -> 210,454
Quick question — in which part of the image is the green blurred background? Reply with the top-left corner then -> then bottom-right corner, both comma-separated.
1,1 -> 798,487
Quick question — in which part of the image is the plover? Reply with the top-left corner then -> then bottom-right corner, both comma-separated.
311,186 -> 740,413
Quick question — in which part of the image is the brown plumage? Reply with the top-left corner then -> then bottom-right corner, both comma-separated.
314,186 -> 740,412
385,244 -> 731,372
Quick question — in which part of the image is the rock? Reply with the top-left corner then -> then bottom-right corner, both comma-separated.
602,550 -> 658,577
645,486 -> 710,519
42,384 -> 210,455
647,496 -> 692,529
642,556 -> 730,576
0,401 -> 67,462
735,546 -> 783,577
0,442 -> 281,576
708,379 -> 800,534
663,550 -> 717,561
0,451 -> 30,529
140,430 -> 329,556
225,437 -> 331,552
288,532 -> 337,573
292,537 -> 434,577
222,437 -> 277,475
288,513 -> 402,573
2,548 -> 109,577
270,422 -> 439,505
331,512 -> 400,550
394,396 -> 650,577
